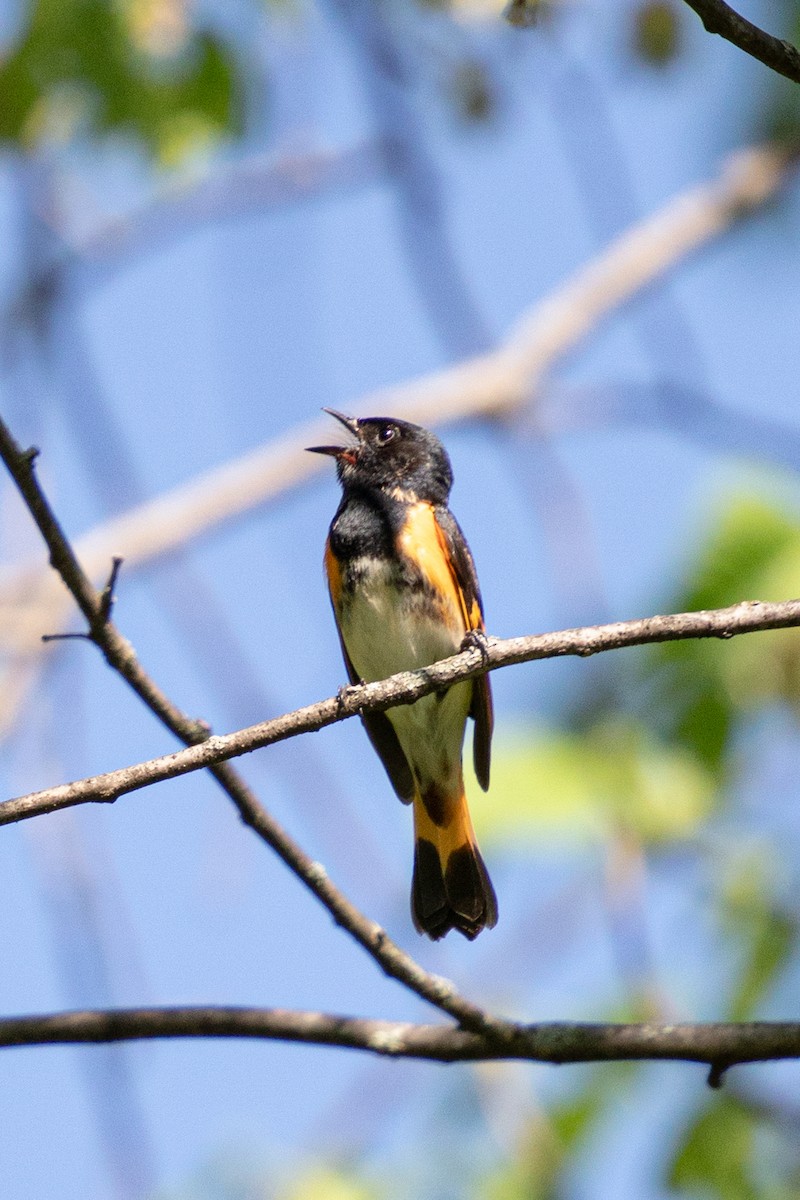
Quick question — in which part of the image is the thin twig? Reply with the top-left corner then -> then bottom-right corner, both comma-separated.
4,597 -> 800,823
98,556 -> 124,623
681,0 -> 800,85
0,1006 -> 798,1076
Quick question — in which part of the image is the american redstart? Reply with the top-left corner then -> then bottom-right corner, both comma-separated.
308,411 -> 497,940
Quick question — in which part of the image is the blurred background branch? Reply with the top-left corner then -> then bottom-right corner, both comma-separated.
1,140 -> 793,740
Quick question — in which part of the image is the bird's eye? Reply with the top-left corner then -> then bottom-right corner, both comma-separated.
378,425 -> 397,445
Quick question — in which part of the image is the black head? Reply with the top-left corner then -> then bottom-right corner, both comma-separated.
307,411 -> 454,504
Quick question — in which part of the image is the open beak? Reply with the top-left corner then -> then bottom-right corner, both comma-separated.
306,409 -> 361,460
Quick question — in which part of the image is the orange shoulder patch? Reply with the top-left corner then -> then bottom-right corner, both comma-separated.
397,503 -> 471,632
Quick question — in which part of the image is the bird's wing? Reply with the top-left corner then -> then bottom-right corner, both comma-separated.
433,507 -> 493,791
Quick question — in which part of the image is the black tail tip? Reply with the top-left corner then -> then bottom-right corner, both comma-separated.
411,838 -> 498,941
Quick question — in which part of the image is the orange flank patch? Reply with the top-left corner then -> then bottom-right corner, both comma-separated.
397,503 -> 475,634
324,537 -> 343,611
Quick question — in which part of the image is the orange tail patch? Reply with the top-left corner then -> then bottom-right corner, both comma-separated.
411,788 -> 497,941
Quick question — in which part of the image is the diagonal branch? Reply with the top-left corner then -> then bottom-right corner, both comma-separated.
4,597 -> 800,824
2,1006 -> 800,1078
681,0 -> 800,85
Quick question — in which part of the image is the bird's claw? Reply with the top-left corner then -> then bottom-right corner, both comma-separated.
461,628 -> 490,668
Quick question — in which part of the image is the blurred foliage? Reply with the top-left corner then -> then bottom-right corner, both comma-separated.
449,58 -> 497,123
472,492 -> 800,859
484,1072 -> 613,1200
0,0 -> 243,162
277,1164 -> 380,1200
646,495 -> 800,773
719,851 -> 796,1023
503,0 -> 552,30
160,1154 -> 384,1200
465,489 -> 800,1200
631,0 -> 682,67
479,492 -> 800,855
670,1093 -> 761,1200
670,1090 -> 800,1200
475,719 -> 714,847
244,1082 -> 800,1200
750,1 -> 800,142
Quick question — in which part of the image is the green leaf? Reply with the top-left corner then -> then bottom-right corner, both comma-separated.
670,495 -> 798,614
670,1094 -> 757,1200
718,852 -> 795,1022
631,1 -> 683,66
0,0 -> 243,160
645,493 -> 800,770
471,721 -> 715,846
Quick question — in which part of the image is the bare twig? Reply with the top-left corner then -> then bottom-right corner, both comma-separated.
1,1006 -> 799,1078
681,0 -> 800,85
4,597 -> 800,824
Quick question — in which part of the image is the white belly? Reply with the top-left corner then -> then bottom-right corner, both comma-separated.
341,559 -> 459,679
339,558 -> 470,788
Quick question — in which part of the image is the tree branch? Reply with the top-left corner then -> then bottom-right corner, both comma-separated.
1,1006 -> 799,1077
681,0 -> 800,85
7,141 -> 388,317
4,597 -> 800,824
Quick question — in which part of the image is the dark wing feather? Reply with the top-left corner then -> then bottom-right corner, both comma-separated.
434,507 -> 494,791
336,628 -> 415,804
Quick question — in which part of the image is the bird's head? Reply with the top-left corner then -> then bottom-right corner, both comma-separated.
307,411 -> 453,504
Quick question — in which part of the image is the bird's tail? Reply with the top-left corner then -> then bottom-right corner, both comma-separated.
411,786 -> 497,940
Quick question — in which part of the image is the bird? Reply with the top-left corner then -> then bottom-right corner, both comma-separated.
308,410 -> 497,940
